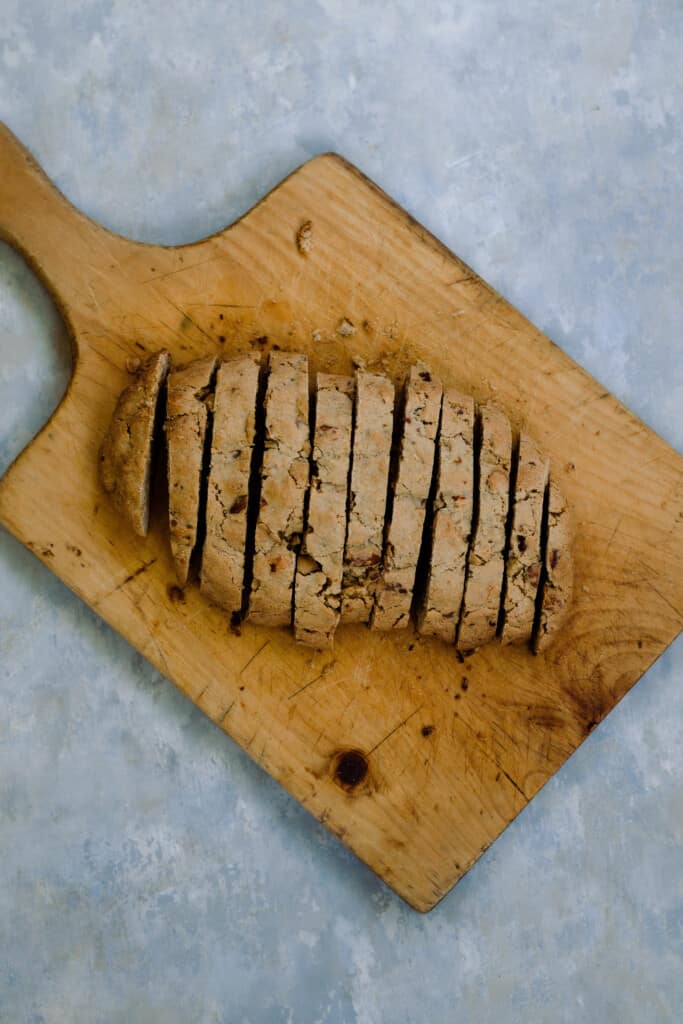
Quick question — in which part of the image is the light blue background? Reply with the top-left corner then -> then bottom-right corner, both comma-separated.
1,2 -> 682,1021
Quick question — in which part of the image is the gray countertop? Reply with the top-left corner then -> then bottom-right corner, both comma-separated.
1,2 -> 681,1021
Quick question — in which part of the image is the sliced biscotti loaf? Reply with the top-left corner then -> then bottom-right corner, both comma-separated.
165,355 -> 217,585
248,351 -> 311,628
533,479 -> 573,652
502,433 -> 549,644
342,370 -> 395,624
200,353 -> 260,614
418,388 -> 475,642
295,375 -> 354,648
457,403 -> 512,651
99,349 -> 170,537
372,363 -> 442,632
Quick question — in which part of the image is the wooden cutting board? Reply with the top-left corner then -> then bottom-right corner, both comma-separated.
1,123 -> 681,912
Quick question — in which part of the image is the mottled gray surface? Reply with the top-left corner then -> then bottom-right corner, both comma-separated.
1,1 -> 682,1020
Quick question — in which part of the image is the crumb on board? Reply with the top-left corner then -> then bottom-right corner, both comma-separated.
312,328 -> 323,343
337,318 -> 356,337
126,356 -> 142,374
296,220 -> 313,254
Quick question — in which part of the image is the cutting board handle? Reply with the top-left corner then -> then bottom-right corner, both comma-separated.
0,122 -> 118,334
0,123 -> 76,258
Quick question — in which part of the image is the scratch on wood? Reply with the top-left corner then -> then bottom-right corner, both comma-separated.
238,640 -> 271,679
572,389 -> 611,412
141,627 -> 170,677
496,763 -> 526,800
220,699 -> 237,725
166,299 -> 213,342
93,558 -> 157,606
645,580 -> 683,621
455,710 -> 528,803
159,318 -> 182,336
288,660 -> 336,700
604,515 -> 624,556
312,727 -> 327,750
186,303 -> 257,310
140,253 -> 227,285
639,452 -> 667,471
289,670 -> 326,700
120,558 -> 157,587
368,705 -> 424,755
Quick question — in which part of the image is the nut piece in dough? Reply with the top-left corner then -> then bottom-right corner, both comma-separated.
99,349 -> 170,537
457,403 -> 511,651
200,354 -> 260,613
165,355 -> 217,585
342,371 -> 395,623
295,374 -> 354,648
372,363 -> 442,632
248,351 -> 310,628
418,388 -> 475,642
502,433 -> 549,644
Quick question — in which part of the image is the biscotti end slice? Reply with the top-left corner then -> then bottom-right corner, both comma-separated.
165,355 -> 218,585
200,353 -> 260,613
457,403 -> 512,652
99,349 -> 170,537
418,388 -> 475,642
534,479 -> 573,652
372,362 -> 442,632
248,351 -> 310,629
342,370 -> 395,624
502,433 -> 550,645
295,374 -> 354,649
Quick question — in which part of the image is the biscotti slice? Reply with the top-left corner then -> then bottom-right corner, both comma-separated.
99,349 -> 170,537
501,433 -> 550,644
372,363 -> 442,631
248,351 -> 310,628
200,353 -> 260,613
533,479 -> 573,652
295,375 -> 354,648
164,355 -> 217,585
457,403 -> 512,651
418,388 -> 475,642
342,371 -> 395,623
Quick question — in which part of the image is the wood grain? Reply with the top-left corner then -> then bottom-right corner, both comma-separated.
1,122 -> 681,911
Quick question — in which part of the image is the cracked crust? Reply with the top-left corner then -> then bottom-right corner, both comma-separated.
502,433 -> 550,644
165,355 -> 217,585
200,354 -> 260,613
295,374 -> 354,648
458,403 -> 511,651
99,350 -> 170,537
418,388 -> 475,642
372,362 -> 442,631
342,371 -> 395,623
248,351 -> 310,628
534,479 -> 573,652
